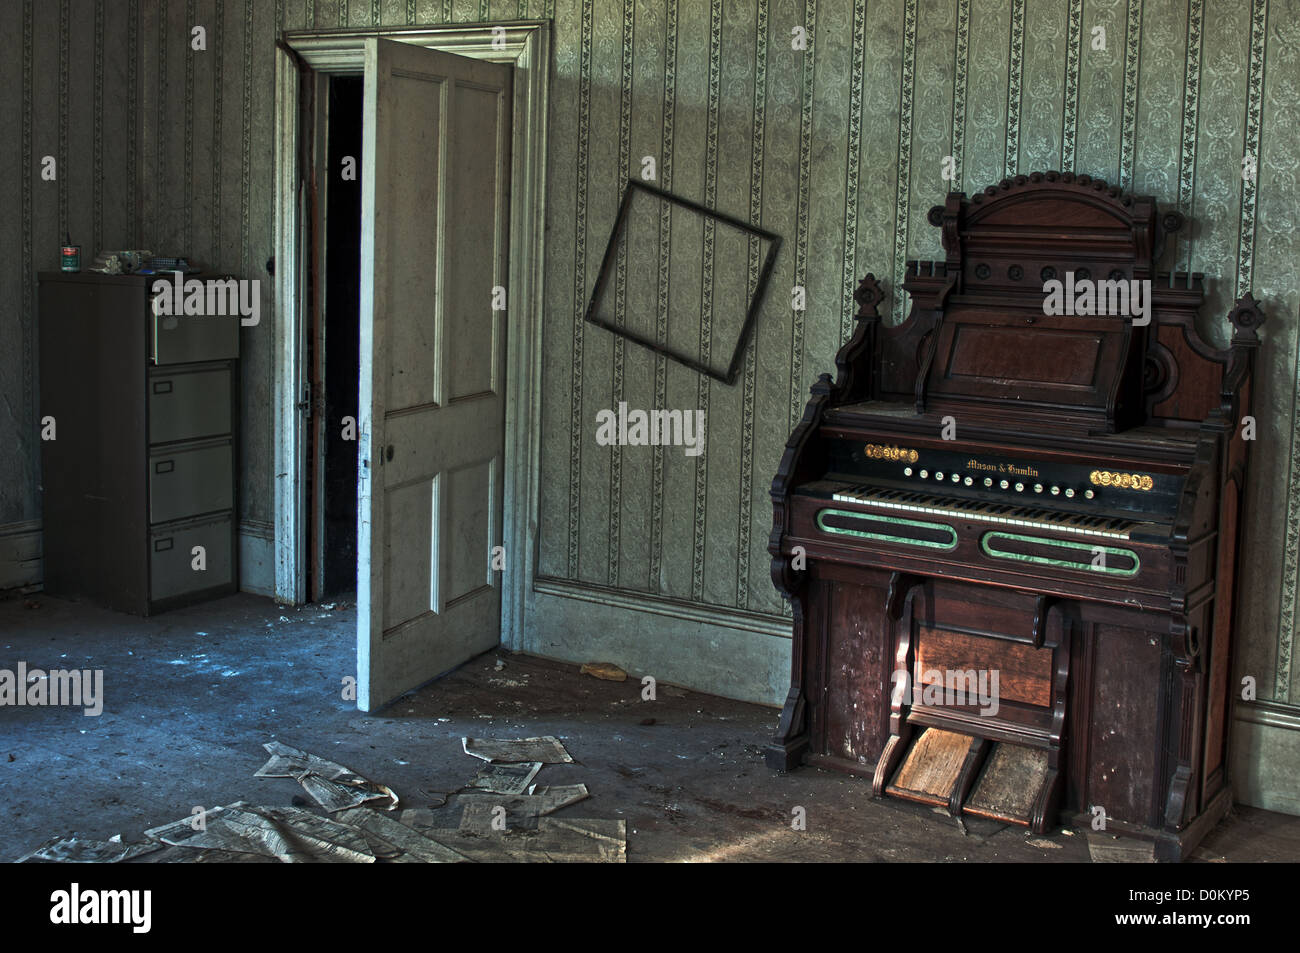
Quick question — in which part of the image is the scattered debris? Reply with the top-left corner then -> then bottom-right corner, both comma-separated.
462,735 -> 573,764
459,784 -> 590,829
144,806 -> 256,855
580,662 -> 627,682
428,818 -> 627,863
529,783 -> 589,803
398,808 -> 441,830
21,731 -> 625,864
467,761 -> 542,795
255,741 -> 398,812
1025,837 -> 1062,850
17,835 -> 163,864
334,808 -> 470,863
244,806 -> 379,862
296,773 -> 397,813
494,658 -> 506,671
146,802 -> 376,863
415,788 -> 451,807
132,844 -> 278,864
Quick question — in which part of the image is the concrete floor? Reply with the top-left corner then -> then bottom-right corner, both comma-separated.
2,590 -> 1297,863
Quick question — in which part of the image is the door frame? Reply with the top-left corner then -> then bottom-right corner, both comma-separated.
272,22 -> 550,654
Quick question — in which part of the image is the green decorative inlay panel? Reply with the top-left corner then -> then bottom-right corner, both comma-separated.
816,508 -> 957,551
981,532 -> 1140,577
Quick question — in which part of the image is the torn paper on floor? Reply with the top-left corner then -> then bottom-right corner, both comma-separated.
145,805 -> 259,855
249,806 -> 379,861
461,735 -> 573,764
466,761 -> 542,795
130,844 -> 280,863
255,740 -> 399,812
458,784 -> 590,829
335,807 -> 471,863
145,802 -> 376,863
17,835 -> 164,864
428,818 -> 626,863
255,741 -> 365,783
296,773 -> 398,813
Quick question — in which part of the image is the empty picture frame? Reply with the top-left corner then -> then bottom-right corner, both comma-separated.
583,180 -> 782,385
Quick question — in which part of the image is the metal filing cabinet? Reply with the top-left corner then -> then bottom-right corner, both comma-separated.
38,272 -> 240,614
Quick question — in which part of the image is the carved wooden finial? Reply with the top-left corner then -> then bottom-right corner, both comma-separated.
854,273 -> 885,321
1227,294 -> 1266,346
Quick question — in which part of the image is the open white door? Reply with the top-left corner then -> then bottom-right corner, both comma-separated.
356,38 -> 512,712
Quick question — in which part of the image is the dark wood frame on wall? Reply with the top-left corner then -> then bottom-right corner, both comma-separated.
583,179 -> 782,385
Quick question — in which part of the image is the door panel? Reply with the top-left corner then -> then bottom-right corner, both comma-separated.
357,37 -> 512,711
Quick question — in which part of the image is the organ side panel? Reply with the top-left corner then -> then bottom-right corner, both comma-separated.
804,564 -> 893,771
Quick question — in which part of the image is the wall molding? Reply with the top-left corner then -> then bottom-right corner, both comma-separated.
533,575 -> 790,639
238,518 -> 275,597
0,520 -> 42,591
1235,697 -> 1300,731
529,576 -> 790,705
1232,698 -> 1300,817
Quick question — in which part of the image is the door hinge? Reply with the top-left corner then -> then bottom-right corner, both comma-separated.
297,381 -> 311,415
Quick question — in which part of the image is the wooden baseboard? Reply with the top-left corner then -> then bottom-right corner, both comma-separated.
0,520 -> 42,591
1232,701 -> 1300,816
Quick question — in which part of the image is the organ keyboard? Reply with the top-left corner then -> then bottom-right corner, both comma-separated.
826,486 -> 1144,540
767,172 -> 1266,861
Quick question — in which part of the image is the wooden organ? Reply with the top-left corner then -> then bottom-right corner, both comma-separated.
767,172 -> 1266,861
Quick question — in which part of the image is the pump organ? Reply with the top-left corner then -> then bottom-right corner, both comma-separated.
767,172 -> 1266,861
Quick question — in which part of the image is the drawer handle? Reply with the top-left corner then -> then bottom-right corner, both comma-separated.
155,460 -> 174,474
153,380 -> 173,394
154,538 -> 173,552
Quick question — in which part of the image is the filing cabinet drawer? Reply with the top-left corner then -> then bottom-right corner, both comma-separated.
148,365 -> 232,444
150,307 -> 240,365
149,442 -> 233,523
150,516 -> 234,601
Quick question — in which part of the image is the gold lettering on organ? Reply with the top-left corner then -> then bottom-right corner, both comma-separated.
1090,469 -> 1154,491
964,457 -> 1038,477
864,444 -> 919,463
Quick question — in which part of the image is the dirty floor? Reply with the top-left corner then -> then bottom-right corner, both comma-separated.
2,591 -> 1297,863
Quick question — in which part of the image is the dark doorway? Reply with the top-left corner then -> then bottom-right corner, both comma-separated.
313,74 -> 363,599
